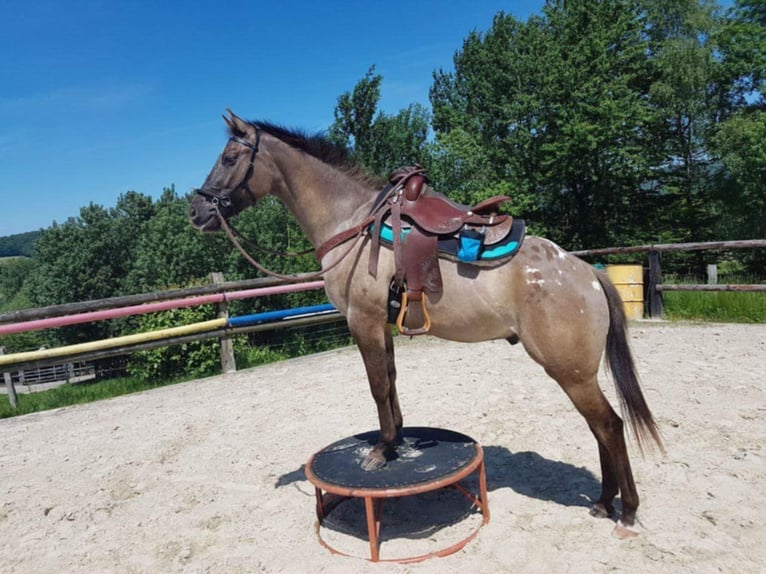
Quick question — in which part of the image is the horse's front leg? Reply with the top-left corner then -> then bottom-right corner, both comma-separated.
349,321 -> 400,471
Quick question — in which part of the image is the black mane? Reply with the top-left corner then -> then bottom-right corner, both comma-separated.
231,120 -> 385,187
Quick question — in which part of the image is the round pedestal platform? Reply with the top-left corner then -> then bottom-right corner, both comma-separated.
305,427 -> 489,563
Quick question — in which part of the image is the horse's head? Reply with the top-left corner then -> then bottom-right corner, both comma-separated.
189,110 -> 275,231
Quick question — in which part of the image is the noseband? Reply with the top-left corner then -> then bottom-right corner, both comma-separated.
196,126 -> 262,209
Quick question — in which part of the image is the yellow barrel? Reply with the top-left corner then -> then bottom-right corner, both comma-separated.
606,264 -> 644,320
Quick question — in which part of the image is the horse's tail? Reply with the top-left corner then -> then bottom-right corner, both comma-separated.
596,271 -> 665,454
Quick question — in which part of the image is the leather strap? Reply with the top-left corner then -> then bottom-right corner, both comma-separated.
314,215 -> 374,263
316,184 -> 395,266
391,192 -> 405,286
368,205 -> 388,278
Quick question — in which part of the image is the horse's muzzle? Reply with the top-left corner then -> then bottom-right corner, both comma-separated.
189,193 -> 221,231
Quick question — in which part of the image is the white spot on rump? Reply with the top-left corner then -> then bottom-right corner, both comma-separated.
592,280 -> 602,291
540,237 -> 568,260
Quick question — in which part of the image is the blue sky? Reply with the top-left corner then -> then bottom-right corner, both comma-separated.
0,0 -> 543,236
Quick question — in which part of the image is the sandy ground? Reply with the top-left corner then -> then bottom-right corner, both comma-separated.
1,321 -> 764,573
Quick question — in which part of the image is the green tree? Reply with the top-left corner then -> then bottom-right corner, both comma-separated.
328,66 -> 382,164
643,0 -> 728,246
0,257 -> 35,310
430,2 -> 660,248
0,257 -> 45,352
367,103 -> 431,175
713,0 -> 765,104
0,231 -> 41,257
712,111 -> 766,239
125,188 -> 234,293
330,66 -> 432,176
27,191 -> 159,308
709,0 -> 766,269
124,304 -> 240,382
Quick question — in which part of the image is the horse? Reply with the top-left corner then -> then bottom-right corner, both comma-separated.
189,110 -> 663,537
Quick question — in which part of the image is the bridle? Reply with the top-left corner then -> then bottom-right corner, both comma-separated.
195,126 -> 262,209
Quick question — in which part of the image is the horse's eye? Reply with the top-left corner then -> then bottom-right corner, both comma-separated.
222,155 -> 237,167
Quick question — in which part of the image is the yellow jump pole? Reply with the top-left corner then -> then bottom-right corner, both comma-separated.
0,318 -> 227,367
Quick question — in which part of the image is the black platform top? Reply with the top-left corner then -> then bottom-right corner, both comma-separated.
308,427 -> 480,490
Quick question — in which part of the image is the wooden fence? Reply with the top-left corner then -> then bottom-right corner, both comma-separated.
0,274 -> 344,408
571,239 -> 766,317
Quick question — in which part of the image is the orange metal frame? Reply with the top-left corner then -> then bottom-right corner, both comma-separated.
305,444 -> 490,563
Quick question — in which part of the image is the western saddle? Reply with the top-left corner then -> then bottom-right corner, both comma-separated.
368,166 -> 514,336
315,165 -> 518,336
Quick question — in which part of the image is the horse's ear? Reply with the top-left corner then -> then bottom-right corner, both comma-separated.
223,111 -> 235,131
223,108 -> 249,137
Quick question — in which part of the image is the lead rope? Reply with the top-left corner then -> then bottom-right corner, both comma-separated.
216,209 -> 366,282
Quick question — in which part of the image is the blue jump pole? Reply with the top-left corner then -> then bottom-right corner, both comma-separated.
227,303 -> 337,328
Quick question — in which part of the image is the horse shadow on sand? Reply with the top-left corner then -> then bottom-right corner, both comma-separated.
275,445 -> 606,545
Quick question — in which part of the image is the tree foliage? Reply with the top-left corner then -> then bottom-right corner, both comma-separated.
0,231 -> 41,257
424,0 -> 763,258
124,188 -> 235,294
124,304 -> 238,383
329,66 -> 432,176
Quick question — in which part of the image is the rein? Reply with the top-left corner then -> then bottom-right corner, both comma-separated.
224,220 -> 314,258
216,208 -> 370,282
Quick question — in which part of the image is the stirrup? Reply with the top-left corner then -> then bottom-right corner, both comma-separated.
396,291 -> 432,336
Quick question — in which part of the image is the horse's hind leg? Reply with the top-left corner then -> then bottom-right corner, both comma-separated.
557,375 -> 640,536
590,441 -> 619,518
349,321 -> 400,471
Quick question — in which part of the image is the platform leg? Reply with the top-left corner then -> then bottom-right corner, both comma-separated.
314,487 -> 325,521
478,459 -> 490,523
364,497 -> 381,562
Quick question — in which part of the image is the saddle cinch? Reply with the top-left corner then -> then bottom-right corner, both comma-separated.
368,166 -> 525,336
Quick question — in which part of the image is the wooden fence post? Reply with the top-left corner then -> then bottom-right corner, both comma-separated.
707,264 -> 718,285
1,347 -> 18,409
209,272 -> 237,373
647,250 -> 664,318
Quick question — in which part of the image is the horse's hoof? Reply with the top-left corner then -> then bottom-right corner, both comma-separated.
590,502 -> 615,519
612,520 -> 640,539
361,453 -> 387,471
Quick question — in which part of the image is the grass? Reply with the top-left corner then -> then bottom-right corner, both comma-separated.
0,376 -> 183,419
661,274 -> 766,323
663,291 -> 766,322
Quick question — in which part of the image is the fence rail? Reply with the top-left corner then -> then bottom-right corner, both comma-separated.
572,239 -> 765,318
0,273 -> 322,325
0,362 -> 95,395
1,275 -> 341,408
570,239 -> 766,257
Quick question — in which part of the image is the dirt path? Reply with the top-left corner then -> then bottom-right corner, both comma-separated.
1,322 -> 764,573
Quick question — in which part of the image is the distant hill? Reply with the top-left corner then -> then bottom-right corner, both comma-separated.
0,231 -> 42,257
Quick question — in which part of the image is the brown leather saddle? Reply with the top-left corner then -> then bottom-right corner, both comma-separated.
368,166 -> 515,336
